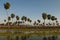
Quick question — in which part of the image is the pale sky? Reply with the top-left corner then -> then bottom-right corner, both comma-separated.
0,0 -> 60,24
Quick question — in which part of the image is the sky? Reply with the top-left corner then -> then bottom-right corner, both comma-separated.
0,0 -> 60,23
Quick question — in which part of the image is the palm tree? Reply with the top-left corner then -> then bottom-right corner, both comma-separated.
8,16 -> 11,25
33,21 -> 36,25
4,2 -> 10,22
47,14 -> 51,26
4,19 -> 6,25
8,16 -> 11,22
37,19 -> 40,25
21,16 -> 27,23
16,16 -> 20,25
55,18 -> 57,26
4,19 -> 6,23
42,12 -> 47,26
30,20 -> 32,23
51,16 -> 55,26
27,18 -> 30,22
11,13 -> 15,23
4,2 -> 10,10
27,18 -> 32,25
37,19 -> 40,23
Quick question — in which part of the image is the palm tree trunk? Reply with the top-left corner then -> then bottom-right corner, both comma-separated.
49,20 -> 50,26
44,20 -> 45,26
12,18 -> 13,25
6,10 -> 8,25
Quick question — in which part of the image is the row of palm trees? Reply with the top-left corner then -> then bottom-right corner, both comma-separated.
3,2 -> 59,26
42,12 -> 59,26
4,13 -> 33,25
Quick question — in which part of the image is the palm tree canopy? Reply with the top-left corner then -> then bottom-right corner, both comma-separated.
51,16 -> 55,21
11,13 -> 15,18
27,18 -> 30,22
27,18 -> 32,23
8,16 -> 11,21
37,19 -> 40,23
4,2 -> 10,10
33,21 -> 36,25
21,16 -> 27,21
16,16 -> 19,20
4,19 -> 6,22
42,12 -> 47,20
47,14 -> 51,20
55,18 -> 57,20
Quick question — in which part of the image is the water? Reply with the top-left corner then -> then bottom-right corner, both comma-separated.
0,36 -> 60,40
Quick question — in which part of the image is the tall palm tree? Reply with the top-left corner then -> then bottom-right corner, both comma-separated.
11,13 -> 15,23
16,16 -> 20,25
4,2 -> 10,22
21,16 -> 27,23
47,14 -> 51,26
4,2 -> 11,40
42,12 -> 47,26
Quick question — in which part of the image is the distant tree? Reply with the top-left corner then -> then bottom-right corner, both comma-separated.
27,18 -> 32,23
16,16 -> 20,25
4,2 -> 10,22
37,19 -> 40,23
8,16 -> 11,22
21,16 -> 27,23
51,16 -> 55,26
4,2 -> 10,10
4,19 -> 6,25
37,19 -> 40,25
29,20 -> 32,23
11,13 -> 15,22
42,12 -> 47,26
55,18 -> 57,26
8,16 -> 11,25
4,19 -> 6,23
33,21 -> 36,25
16,16 -> 19,21
47,14 -> 51,26
51,16 -> 55,21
